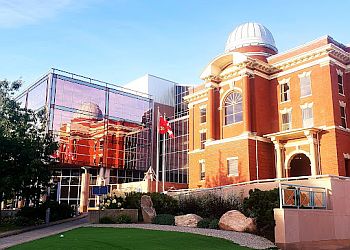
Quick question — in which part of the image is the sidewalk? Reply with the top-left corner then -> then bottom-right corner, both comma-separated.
0,217 -> 88,249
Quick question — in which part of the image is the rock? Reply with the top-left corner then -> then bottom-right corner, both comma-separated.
175,214 -> 203,227
141,195 -> 156,223
219,210 -> 256,232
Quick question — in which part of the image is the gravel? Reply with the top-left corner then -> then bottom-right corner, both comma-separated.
87,224 -> 277,249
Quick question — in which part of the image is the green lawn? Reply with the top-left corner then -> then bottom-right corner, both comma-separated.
10,227 -> 252,250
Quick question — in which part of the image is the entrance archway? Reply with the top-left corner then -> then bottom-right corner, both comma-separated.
289,153 -> 311,177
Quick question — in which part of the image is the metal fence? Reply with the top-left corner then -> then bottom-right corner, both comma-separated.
279,183 -> 327,209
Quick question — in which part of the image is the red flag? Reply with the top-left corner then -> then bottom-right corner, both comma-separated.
159,116 -> 174,138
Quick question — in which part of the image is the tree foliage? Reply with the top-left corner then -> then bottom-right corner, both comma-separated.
0,79 -> 57,208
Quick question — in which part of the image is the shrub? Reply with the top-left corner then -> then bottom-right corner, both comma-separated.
178,193 -> 240,219
242,188 -> 279,241
115,214 -> 132,224
16,201 -> 74,223
124,192 -> 144,221
99,216 -> 115,224
152,214 -> 175,225
150,193 -> 179,215
197,218 -> 211,228
209,219 -> 219,229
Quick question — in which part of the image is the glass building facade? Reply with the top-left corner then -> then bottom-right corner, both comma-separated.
16,69 -> 192,208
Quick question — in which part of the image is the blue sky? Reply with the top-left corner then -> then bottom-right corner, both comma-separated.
0,0 -> 349,90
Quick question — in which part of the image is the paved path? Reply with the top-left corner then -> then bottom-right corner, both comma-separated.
0,217 -> 88,249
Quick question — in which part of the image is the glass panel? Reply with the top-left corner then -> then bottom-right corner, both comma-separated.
27,79 -> 48,110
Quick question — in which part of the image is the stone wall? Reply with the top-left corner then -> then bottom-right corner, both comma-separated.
88,209 -> 138,223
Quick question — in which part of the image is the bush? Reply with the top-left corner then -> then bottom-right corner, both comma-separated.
197,218 -> 211,228
150,193 -> 179,215
178,193 -> 240,219
242,188 -> 279,241
99,216 -> 115,224
115,214 -> 132,224
124,192 -> 144,221
16,201 -> 74,223
152,214 -> 175,225
209,219 -> 219,229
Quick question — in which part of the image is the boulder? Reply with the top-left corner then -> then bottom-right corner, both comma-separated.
175,214 -> 203,227
219,210 -> 256,232
141,195 -> 156,223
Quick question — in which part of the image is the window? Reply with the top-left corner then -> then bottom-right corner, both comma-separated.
302,107 -> 313,128
300,75 -> 312,97
200,132 -> 206,149
340,106 -> 347,128
280,82 -> 290,102
224,92 -> 243,125
282,112 -> 292,131
338,73 -> 344,95
227,158 -> 238,176
200,107 -> 206,123
99,139 -> 104,150
111,134 -> 117,144
199,161 -> 205,180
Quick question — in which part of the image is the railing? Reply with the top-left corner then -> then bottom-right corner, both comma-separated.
279,183 -> 327,209
167,174 -> 349,196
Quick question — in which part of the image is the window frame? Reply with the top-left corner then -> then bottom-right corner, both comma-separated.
200,107 -> 207,124
280,82 -> 290,102
340,105 -> 347,129
224,92 -> 243,125
300,75 -> 312,97
199,160 -> 205,180
281,111 -> 292,131
200,132 -> 206,150
338,73 -> 344,96
302,106 -> 314,128
227,157 -> 239,177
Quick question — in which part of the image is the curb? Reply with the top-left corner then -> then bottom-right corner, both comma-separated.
0,214 -> 87,239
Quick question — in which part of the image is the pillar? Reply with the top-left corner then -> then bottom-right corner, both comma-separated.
273,141 -> 283,178
242,74 -> 251,132
307,134 -> 318,176
207,86 -> 215,141
79,172 -> 90,213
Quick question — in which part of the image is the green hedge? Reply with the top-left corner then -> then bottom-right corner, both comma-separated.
152,214 -> 175,225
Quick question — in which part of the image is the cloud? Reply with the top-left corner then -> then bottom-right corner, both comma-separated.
0,0 -> 74,28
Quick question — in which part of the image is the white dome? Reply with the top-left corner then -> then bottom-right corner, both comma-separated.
225,22 -> 277,53
73,102 -> 103,119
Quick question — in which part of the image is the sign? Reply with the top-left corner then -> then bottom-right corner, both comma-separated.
92,186 -> 109,196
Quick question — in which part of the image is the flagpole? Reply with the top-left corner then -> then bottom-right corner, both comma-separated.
162,113 -> 166,192
155,106 -> 160,192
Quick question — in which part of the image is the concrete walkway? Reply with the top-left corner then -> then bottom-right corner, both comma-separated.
0,217 -> 88,249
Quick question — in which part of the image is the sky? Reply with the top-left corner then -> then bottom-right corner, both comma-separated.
0,0 -> 349,91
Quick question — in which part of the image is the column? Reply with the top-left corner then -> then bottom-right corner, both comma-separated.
207,86 -> 215,141
242,74 -> 251,132
79,172 -> 90,213
273,141 -> 283,178
307,135 -> 318,176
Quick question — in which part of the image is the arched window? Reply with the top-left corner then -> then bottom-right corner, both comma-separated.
224,92 -> 243,125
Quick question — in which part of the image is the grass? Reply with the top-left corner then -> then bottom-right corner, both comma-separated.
10,227 -> 252,250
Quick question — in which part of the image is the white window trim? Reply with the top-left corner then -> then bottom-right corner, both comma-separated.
199,160 -> 205,181
298,71 -> 311,78
337,69 -> 345,96
343,153 -> 350,159
280,107 -> 293,114
339,101 -> 346,107
299,71 -> 312,98
336,68 -> 344,76
300,102 -> 314,109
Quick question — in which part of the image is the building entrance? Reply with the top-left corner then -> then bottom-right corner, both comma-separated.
289,153 -> 311,177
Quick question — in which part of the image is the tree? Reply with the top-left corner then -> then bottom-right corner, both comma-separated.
0,79 -> 58,212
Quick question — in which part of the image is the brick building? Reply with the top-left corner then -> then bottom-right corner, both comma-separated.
185,22 -> 350,188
